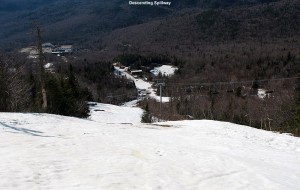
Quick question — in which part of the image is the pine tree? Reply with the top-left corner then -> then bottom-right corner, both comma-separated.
288,77 -> 300,136
141,103 -> 152,123
0,64 -> 9,111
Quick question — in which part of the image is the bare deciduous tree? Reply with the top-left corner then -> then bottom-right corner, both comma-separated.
0,52 -> 31,111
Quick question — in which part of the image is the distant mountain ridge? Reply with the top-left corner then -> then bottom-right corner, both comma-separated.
100,0 -> 299,55
0,0 -> 56,11
0,0 -> 278,12
0,0 -> 279,50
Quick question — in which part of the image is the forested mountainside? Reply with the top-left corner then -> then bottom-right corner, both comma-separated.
0,0 -> 278,50
103,0 -> 299,56
101,0 -> 300,136
0,0 -> 278,12
0,0 -> 56,11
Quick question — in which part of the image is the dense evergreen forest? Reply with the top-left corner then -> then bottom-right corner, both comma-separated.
0,51 -> 136,117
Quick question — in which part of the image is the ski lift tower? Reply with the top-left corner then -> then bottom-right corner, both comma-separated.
154,79 -> 165,121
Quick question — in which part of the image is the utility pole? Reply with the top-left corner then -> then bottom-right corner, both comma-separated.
36,24 -> 47,110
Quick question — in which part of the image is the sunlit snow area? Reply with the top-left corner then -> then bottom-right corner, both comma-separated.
150,65 -> 178,77
0,102 -> 300,190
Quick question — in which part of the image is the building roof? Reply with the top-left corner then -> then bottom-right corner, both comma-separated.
60,45 -> 72,49
42,43 -> 55,47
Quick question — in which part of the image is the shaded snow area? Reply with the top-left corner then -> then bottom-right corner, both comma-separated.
150,65 -> 178,77
114,65 -> 170,102
0,106 -> 300,190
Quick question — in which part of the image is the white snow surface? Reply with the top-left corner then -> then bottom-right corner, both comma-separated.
258,89 -> 267,99
89,102 -> 143,124
0,104 -> 300,190
44,63 -> 53,69
150,65 -> 178,77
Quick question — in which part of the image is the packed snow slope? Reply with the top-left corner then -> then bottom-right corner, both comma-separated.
114,65 -> 171,102
0,105 -> 300,190
89,102 -> 143,125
